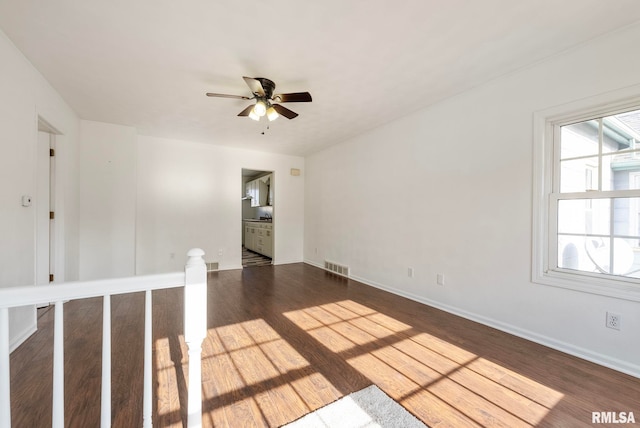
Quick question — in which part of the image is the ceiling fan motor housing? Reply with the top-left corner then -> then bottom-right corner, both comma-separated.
255,77 -> 276,99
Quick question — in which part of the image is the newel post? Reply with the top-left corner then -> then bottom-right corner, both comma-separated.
184,248 -> 207,428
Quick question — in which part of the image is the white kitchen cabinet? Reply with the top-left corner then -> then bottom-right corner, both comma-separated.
259,174 -> 272,206
257,180 -> 268,206
245,177 -> 269,207
267,174 -> 274,205
261,226 -> 273,257
244,221 -> 272,258
244,222 -> 256,251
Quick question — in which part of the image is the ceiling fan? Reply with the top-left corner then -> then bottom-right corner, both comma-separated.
206,77 -> 312,121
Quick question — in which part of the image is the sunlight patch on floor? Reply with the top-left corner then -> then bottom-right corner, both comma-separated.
284,300 -> 564,428
154,299 -> 564,427
283,300 -> 413,354
155,318 -> 342,427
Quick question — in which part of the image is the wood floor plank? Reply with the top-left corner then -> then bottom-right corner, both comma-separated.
9,263 -> 640,427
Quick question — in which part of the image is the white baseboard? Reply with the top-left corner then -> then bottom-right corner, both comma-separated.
303,260 -> 640,379
219,264 -> 244,271
304,260 -> 324,269
10,323 -> 37,354
274,258 -> 304,266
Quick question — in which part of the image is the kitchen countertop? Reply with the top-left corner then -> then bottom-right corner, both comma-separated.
243,219 -> 272,223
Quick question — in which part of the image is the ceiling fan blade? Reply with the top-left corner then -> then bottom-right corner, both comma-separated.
237,105 -> 255,116
273,92 -> 312,103
206,92 -> 251,100
243,76 -> 265,97
272,104 -> 299,119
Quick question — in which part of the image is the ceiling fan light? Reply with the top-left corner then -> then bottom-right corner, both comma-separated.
253,101 -> 267,117
266,106 -> 279,121
249,110 -> 260,121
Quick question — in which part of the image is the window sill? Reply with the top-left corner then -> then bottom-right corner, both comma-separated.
533,269 -> 640,302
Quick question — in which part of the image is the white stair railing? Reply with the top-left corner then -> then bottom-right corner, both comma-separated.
0,248 -> 207,428
0,306 -> 10,428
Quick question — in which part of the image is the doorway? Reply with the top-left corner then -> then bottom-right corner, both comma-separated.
36,118 -> 62,308
241,169 -> 274,267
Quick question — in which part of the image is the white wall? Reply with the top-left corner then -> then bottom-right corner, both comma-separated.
78,121 -> 137,280
136,135 -> 304,273
304,23 -> 640,377
77,127 -> 305,278
0,29 -> 80,350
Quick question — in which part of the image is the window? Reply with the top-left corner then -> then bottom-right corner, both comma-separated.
533,91 -> 640,300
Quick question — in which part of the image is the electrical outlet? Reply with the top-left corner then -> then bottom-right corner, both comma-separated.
606,312 -> 621,330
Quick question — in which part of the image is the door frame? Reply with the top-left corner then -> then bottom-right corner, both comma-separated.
35,116 -> 65,289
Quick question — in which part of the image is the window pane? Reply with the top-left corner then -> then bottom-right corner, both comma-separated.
601,153 -> 640,191
583,237 -> 612,274
558,198 -> 609,235
602,118 -> 631,154
613,197 -> 640,236
558,235 -> 599,272
562,236 -> 640,277
560,157 -> 598,192
600,109 -> 640,190
586,237 -> 640,276
602,109 -> 640,154
613,238 -> 640,277
560,120 -> 599,159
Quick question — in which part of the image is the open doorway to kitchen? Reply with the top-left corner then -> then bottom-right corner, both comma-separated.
241,168 -> 274,267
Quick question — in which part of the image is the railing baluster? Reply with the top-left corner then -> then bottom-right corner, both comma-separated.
52,301 -> 64,428
0,307 -> 11,428
143,289 -> 152,428
0,255 -> 203,427
184,248 -> 207,428
101,294 -> 111,427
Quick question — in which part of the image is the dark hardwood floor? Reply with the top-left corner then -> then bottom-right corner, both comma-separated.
9,263 -> 640,427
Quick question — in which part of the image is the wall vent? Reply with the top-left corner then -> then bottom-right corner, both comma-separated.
324,260 -> 350,277
206,262 -> 219,272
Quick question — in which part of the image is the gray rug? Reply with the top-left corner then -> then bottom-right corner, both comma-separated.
282,385 -> 427,428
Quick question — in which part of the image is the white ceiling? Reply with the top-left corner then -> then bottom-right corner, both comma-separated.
2,1 -> 640,156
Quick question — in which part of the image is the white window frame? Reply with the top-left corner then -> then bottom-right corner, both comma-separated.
532,85 -> 640,302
